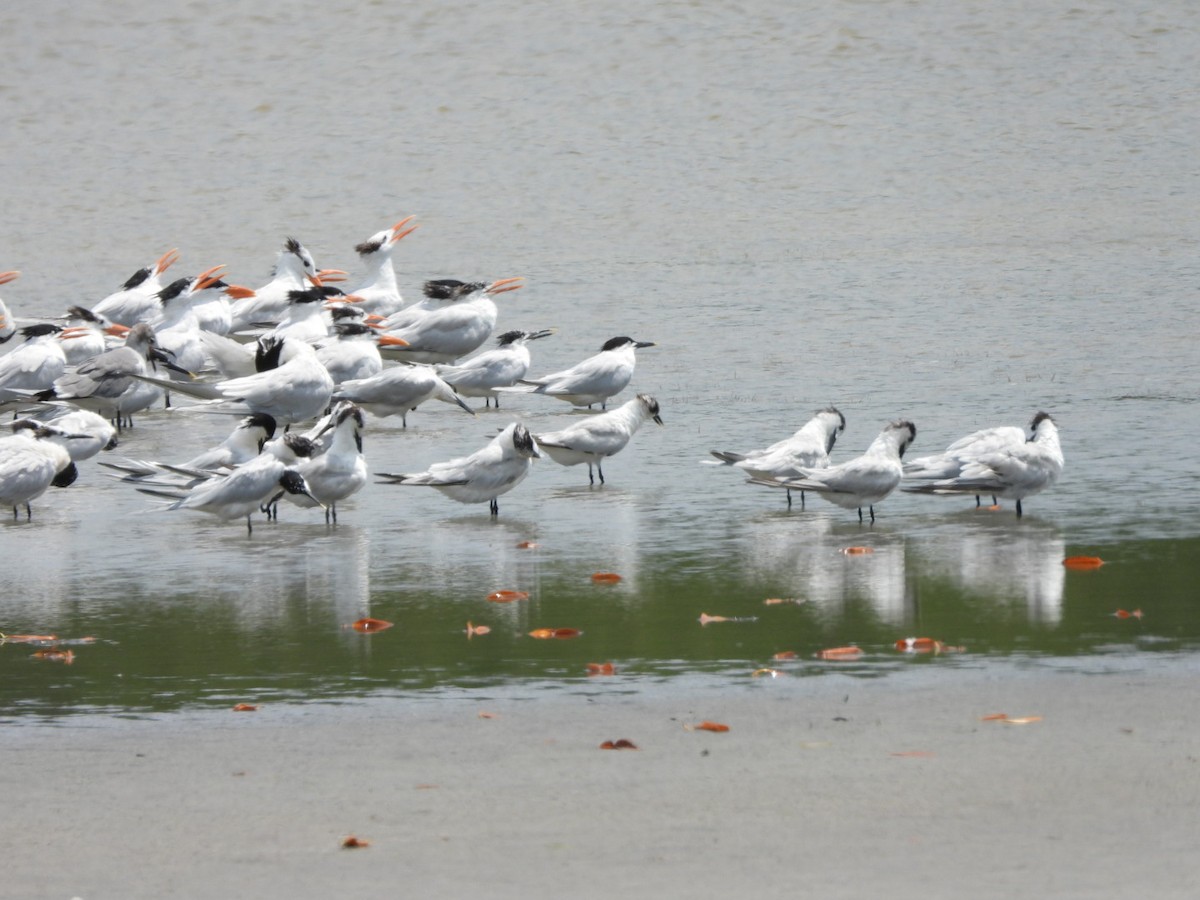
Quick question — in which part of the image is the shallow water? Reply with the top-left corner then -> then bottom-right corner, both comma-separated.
1,1 -> 1197,720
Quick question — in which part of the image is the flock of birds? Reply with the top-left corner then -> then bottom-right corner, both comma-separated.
0,219 -> 1065,532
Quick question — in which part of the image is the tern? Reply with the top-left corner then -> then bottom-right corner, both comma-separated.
315,322 -> 409,385
0,420 -> 86,520
435,328 -> 556,408
27,407 -> 118,461
503,335 -> 656,409
92,249 -> 181,326
141,335 -> 335,426
268,402 -> 367,523
0,270 -> 20,352
0,324 -> 69,402
332,362 -> 474,427
228,237 -> 344,333
902,412 -> 1062,517
101,412 -> 277,482
902,420 -> 1029,507
379,278 -> 524,363
343,217 -> 419,316
535,393 -> 663,485
376,422 -> 541,515
749,420 -> 917,523
708,406 -> 845,508
58,306 -> 122,365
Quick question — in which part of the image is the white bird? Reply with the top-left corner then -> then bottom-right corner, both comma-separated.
151,266 -> 230,379
270,402 -> 367,523
749,420 -> 917,523
138,449 -> 321,534
0,420 -> 85,520
536,393 -> 663,485
0,324 -> 69,403
435,328 -> 555,408
36,323 -> 178,429
101,412 -> 277,482
227,238 -> 343,333
342,217 -> 419,317
92,249 -> 182,326
27,407 -> 118,461
503,335 -> 656,409
0,270 -> 20,353
902,420 -> 1029,507
379,278 -> 524,364
377,422 -> 541,515
315,322 -> 409,385
708,406 -> 845,508
902,412 -> 1063,517
143,335 -> 335,426
58,306 -> 124,365
332,362 -> 474,427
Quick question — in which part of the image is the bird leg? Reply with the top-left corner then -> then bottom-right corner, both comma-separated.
597,461 -> 605,485
786,488 -> 792,509
489,498 -> 499,516
1016,499 -> 1024,518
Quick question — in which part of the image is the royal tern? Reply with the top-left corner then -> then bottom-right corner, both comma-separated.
269,402 -> 367,523
379,278 -> 524,364
435,328 -> 556,408
315,322 -> 408,385
343,217 -> 418,316
152,266 -> 230,379
0,270 -> 19,352
227,237 -> 342,333
708,406 -> 845,508
0,420 -> 86,520
35,323 -> 179,429
27,407 -> 118,461
142,335 -> 335,426
92,249 -> 182,326
332,362 -> 474,426
503,335 -> 656,409
58,306 -> 123,364
376,422 -> 540,515
0,324 -> 69,402
536,393 -> 663,485
902,412 -> 1062,517
750,420 -> 917,523
138,449 -> 321,534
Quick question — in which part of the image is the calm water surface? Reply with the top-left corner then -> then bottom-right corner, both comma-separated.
1,1 -> 1197,720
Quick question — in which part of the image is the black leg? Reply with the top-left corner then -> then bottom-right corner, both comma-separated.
489,498 -> 499,515
246,515 -> 253,534
800,490 -> 806,510
597,461 -> 605,485
587,465 -> 595,486
869,505 -> 876,523
786,489 -> 792,509
857,507 -> 863,524
1016,499 -> 1023,518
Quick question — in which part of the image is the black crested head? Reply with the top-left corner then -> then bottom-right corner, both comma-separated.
512,423 -> 538,457
11,419 -> 41,435
278,469 -> 312,497
21,323 -> 64,339
495,330 -> 525,346
328,305 -> 362,322
890,420 -> 917,457
423,279 -> 484,301
601,336 -> 635,352
156,277 -> 191,305
637,392 -> 661,418
244,412 -> 278,441
121,266 -> 152,291
67,305 -> 101,323
284,236 -> 303,256
823,406 -> 846,432
255,336 -> 285,373
51,461 -> 79,489
334,322 -> 373,338
283,433 -> 318,458
286,288 -> 325,305
355,237 -> 385,256
318,285 -> 345,299
1030,411 -> 1054,430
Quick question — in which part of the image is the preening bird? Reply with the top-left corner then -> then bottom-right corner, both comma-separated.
376,422 -> 541,515
0,420 -> 86,520
749,420 -> 917,523
536,393 -> 663,485
902,412 -> 1063,517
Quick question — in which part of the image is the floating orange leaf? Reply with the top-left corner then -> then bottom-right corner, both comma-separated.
979,712 -> 1009,721
529,627 -> 582,639
591,572 -> 622,583
890,750 -> 936,758
586,662 -> 616,676
232,703 -> 259,712
842,546 -> 874,555
465,621 -> 491,638
815,646 -> 863,661
349,617 -> 393,633
486,589 -> 529,603
763,597 -> 807,606
699,612 -> 757,626
600,739 -> 638,750
0,633 -> 58,644
1063,556 -> 1104,569
752,668 -> 782,678
31,648 -> 74,663
477,711 -> 498,719
1113,609 -> 1143,620
772,650 -> 798,660
981,713 -> 1042,725
516,541 -> 539,549
894,637 -> 944,654
341,835 -> 371,849
688,721 -> 730,733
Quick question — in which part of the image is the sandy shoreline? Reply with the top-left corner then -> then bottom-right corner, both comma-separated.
4,660 -> 1198,899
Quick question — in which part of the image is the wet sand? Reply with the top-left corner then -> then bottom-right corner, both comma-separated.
4,663 -> 1198,899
